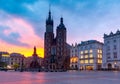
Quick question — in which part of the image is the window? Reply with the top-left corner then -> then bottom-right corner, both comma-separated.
80,60 -> 84,64
81,47 -> 83,49
113,45 -> 117,50
107,41 -> 110,43
89,59 -> 94,63
11,62 -> 13,65
98,54 -> 100,58
85,46 -> 87,49
100,50 -> 102,53
89,49 -> 93,53
73,57 -> 78,63
98,59 -> 102,63
80,55 -> 83,59
106,46 -> 110,51
85,55 -> 88,58
51,47 -> 56,55
97,49 -> 100,53
107,56 -> 110,59
113,40 -> 116,43
85,50 -> 88,53
106,53 -> 110,59
80,51 -> 83,54
89,54 -> 93,58
99,54 -> 102,58
90,45 -> 92,48
85,60 -> 88,63
70,58 -> 73,63
98,54 -> 102,58
113,52 -> 117,58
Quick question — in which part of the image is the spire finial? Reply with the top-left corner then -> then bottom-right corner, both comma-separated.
34,46 -> 36,54
60,17 -> 63,24
48,4 -> 51,20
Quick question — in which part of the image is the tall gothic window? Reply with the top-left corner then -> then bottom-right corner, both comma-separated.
51,47 -> 56,55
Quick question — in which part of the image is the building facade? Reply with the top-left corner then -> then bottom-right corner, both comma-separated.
102,30 -> 120,70
78,40 -> 103,70
0,52 -> 10,68
44,10 -> 70,71
9,53 -> 25,70
70,43 -> 79,69
70,40 -> 103,70
0,52 -> 10,64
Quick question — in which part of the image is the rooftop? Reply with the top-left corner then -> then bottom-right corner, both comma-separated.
104,29 -> 120,38
78,40 -> 103,46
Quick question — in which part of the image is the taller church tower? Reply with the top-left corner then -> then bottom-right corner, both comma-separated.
44,9 -> 70,71
44,9 -> 54,68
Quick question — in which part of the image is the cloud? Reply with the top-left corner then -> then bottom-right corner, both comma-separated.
0,0 -> 38,14
0,0 -> 120,48
0,25 -> 28,46
0,10 -> 43,48
0,0 -> 45,39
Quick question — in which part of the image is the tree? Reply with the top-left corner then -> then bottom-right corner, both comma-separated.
13,63 -> 19,71
0,62 -> 7,68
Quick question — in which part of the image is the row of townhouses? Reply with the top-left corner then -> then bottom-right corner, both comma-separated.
70,30 -> 120,70
0,47 -> 43,70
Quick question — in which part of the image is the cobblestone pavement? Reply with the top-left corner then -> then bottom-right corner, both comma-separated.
0,71 -> 120,84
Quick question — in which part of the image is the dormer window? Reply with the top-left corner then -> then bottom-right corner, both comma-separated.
113,40 -> 116,43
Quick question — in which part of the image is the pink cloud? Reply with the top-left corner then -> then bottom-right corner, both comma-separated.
0,15 -> 43,48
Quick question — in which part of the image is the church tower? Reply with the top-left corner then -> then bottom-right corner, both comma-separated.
56,17 -> 67,69
44,9 -> 54,68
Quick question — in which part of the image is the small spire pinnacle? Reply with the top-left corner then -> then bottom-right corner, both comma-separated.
48,4 -> 51,20
60,17 -> 63,24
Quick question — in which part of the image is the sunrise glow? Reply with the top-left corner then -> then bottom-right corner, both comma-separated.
0,0 -> 120,58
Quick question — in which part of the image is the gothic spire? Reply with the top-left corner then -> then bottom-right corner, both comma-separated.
60,17 -> 63,24
48,8 -> 51,20
46,5 -> 53,26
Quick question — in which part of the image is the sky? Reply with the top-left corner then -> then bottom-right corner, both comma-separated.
0,0 -> 120,57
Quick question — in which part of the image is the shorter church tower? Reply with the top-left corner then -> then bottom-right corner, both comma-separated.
56,17 -> 67,69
